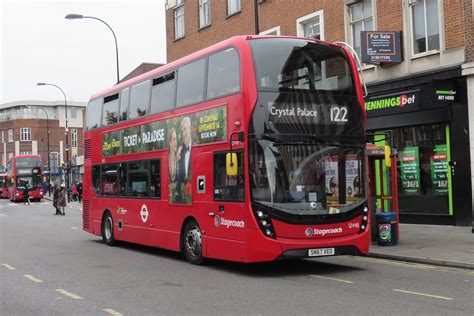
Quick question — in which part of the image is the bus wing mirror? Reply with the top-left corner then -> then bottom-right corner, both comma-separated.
226,153 -> 238,176
384,145 -> 392,168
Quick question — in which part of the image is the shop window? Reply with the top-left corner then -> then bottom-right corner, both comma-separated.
214,151 -> 244,202
379,123 -> 449,215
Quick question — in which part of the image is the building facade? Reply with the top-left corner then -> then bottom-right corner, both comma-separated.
0,100 -> 87,187
164,0 -> 473,226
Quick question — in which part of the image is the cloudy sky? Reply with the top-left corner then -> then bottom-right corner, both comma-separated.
0,0 -> 166,104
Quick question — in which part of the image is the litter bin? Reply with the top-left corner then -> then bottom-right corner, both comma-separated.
375,212 -> 398,246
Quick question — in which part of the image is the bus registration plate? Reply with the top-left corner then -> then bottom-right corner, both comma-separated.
308,248 -> 335,257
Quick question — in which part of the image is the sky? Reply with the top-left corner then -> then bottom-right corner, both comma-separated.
0,0 -> 167,104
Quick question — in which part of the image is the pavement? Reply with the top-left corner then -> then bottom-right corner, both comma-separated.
42,194 -> 474,270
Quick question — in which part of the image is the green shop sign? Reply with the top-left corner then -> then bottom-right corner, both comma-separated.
400,147 -> 420,195
430,144 -> 449,195
102,106 -> 227,157
365,93 -> 416,111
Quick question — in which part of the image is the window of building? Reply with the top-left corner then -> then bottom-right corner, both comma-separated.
207,48 -> 240,99
348,0 -> 374,61
174,2 -> 185,39
129,80 -> 151,120
260,26 -> 281,36
71,129 -> 78,148
20,151 -> 32,155
102,93 -> 119,125
176,58 -> 206,107
119,88 -> 130,121
297,10 -> 324,40
410,0 -> 440,55
214,151 -> 244,201
70,107 -> 77,119
8,129 -> 13,142
1,131 -> 4,143
8,153 -> 13,160
199,0 -> 211,28
20,128 -> 31,141
86,98 -> 103,130
151,72 -> 176,114
227,0 -> 241,16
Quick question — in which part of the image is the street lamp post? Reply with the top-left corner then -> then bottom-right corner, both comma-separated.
37,83 -> 69,199
37,106 -> 51,196
65,14 -> 120,83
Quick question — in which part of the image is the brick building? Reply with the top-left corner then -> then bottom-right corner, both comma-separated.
0,100 -> 87,186
164,0 -> 473,226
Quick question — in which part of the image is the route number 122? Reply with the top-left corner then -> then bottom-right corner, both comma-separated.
330,106 -> 348,122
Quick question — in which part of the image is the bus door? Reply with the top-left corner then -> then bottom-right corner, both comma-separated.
199,151 -> 246,260
366,144 -> 399,243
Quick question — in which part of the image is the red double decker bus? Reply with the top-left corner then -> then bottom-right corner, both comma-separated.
83,36 -> 369,264
7,155 -> 44,202
0,173 -> 8,199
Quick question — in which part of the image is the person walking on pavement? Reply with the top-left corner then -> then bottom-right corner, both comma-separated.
23,182 -> 30,205
58,183 -> 67,216
77,181 -> 83,203
53,183 -> 60,215
72,183 -> 78,201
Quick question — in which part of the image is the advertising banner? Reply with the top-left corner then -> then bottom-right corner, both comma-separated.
345,156 -> 361,199
102,106 -> 226,158
431,144 -> 449,195
400,147 -> 420,195
361,31 -> 402,64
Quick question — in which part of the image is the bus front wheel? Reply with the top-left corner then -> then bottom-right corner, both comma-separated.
182,220 -> 205,265
102,212 -> 115,246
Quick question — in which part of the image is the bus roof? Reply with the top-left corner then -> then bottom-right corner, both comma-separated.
89,35 -> 341,101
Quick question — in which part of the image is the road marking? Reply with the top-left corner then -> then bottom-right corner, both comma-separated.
55,289 -> 82,300
348,256 -> 474,277
103,308 -> 124,316
311,275 -> 354,284
24,274 -> 43,283
1,263 -> 16,270
393,289 -> 453,300
0,213 -> 6,217
71,227 -> 79,230
8,203 -> 17,206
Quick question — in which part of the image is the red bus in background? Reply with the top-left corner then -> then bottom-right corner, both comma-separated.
7,155 -> 44,202
83,36 -> 369,264
0,173 -> 8,199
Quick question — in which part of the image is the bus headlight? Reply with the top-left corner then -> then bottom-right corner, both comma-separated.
359,205 -> 369,234
252,204 -> 276,239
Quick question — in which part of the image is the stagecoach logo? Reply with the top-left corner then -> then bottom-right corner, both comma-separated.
140,204 -> 149,223
214,215 -> 245,229
305,227 -> 343,237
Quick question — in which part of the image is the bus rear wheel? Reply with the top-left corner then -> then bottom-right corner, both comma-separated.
182,220 -> 205,265
102,212 -> 115,246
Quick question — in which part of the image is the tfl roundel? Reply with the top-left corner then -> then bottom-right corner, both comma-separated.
214,215 -> 221,228
305,227 -> 313,237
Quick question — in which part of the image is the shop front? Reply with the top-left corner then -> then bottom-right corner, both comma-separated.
366,66 -> 472,226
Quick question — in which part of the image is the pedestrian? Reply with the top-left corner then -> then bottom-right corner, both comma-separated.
58,183 -> 67,216
77,181 -> 83,203
72,183 -> 78,201
23,182 -> 30,205
53,183 -> 60,215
